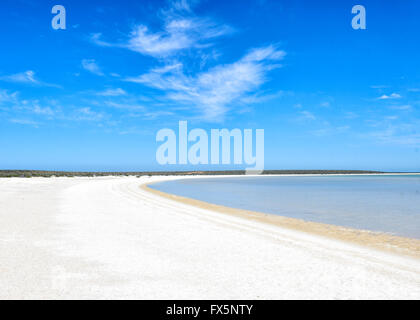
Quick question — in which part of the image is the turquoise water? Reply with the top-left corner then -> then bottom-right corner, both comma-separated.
150,175 -> 420,239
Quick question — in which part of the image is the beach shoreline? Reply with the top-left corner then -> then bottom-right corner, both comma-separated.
1,175 -> 419,299
143,175 -> 420,259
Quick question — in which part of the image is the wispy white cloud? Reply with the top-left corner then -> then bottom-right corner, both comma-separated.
0,71 -> 59,87
89,1 -> 285,121
377,93 -> 401,100
310,125 -> 350,137
82,59 -> 104,76
370,85 -> 389,89
299,110 -> 316,121
389,104 -> 412,111
73,107 -> 105,121
343,111 -> 359,119
0,89 -> 18,104
143,110 -> 175,119
368,124 -> 420,146
0,90 -> 51,116
165,0 -> 195,13
90,33 -> 113,48
92,17 -> 233,58
0,88 -> 112,125
9,118 -> 40,127
125,45 -> 286,120
239,90 -> 287,105
32,104 -> 55,116
103,101 -> 145,112
0,70 -> 38,84
91,0 -> 232,59
96,88 -> 127,96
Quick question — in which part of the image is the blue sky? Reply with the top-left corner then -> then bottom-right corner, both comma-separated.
0,0 -> 419,172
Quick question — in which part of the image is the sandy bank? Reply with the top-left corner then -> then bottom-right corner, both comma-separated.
0,176 -> 419,299
144,175 -> 420,259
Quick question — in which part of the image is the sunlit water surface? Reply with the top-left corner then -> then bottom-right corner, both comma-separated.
150,175 -> 420,239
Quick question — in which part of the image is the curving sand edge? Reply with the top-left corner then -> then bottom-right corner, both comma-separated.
1,176 -> 419,299
143,180 -> 420,259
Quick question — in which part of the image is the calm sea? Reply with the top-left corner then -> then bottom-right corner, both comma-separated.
150,175 -> 420,239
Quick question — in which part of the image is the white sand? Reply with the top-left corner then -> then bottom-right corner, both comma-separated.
0,176 -> 419,299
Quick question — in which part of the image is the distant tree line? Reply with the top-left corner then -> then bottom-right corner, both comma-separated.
0,169 -> 384,178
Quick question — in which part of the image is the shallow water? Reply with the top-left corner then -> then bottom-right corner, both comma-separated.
150,175 -> 420,239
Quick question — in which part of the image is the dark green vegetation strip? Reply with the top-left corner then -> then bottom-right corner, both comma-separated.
0,170 -> 385,178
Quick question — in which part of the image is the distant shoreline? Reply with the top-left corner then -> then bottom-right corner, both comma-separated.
2,169 -> 417,178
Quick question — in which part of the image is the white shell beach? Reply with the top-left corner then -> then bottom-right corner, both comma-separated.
0,176 -> 419,299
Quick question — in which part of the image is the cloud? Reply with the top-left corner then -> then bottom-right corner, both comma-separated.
389,104 -> 412,111
310,125 -> 350,137
32,104 -> 54,116
0,90 -> 55,117
91,2 -> 233,59
239,90 -> 286,105
377,93 -> 401,100
299,110 -> 316,121
166,0 -> 195,13
0,88 -> 111,125
96,88 -> 127,96
1,70 -> 38,84
107,18 -> 231,58
9,118 -> 40,127
81,59 -> 104,76
73,107 -> 105,121
242,46 -> 285,62
370,85 -> 389,89
125,45 -> 286,120
103,101 -> 145,112
343,111 -> 359,119
90,33 -> 112,47
0,89 -> 18,104
143,110 -> 175,119
90,2 -> 284,121
369,125 -> 420,146
0,71 -> 59,87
